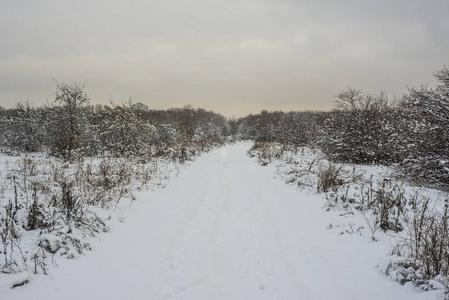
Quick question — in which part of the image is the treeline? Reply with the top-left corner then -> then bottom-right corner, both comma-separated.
0,82 -> 230,161
1,66 -> 448,186
236,66 -> 449,187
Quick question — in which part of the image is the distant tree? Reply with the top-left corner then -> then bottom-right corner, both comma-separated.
194,108 -> 229,140
228,117 -> 239,137
48,81 -> 90,158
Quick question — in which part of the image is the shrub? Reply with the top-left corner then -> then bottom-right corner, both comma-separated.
317,162 -> 343,193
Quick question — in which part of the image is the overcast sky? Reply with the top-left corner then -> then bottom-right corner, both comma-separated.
1,0 -> 448,117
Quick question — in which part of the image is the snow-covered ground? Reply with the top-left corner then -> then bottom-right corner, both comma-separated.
1,142 -> 442,299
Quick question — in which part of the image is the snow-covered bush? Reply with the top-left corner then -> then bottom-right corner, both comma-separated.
320,88 -> 402,165
402,66 -> 449,187
0,102 -> 46,153
95,101 -> 152,157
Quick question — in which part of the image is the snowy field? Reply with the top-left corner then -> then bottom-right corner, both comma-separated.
1,142 -> 443,299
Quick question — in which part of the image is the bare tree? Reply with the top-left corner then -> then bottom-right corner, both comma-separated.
49,81 -> 90,158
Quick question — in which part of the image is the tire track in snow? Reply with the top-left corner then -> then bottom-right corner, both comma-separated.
160,153 -> 234,300
156,144 -> 315,300
227,160 -> 313,299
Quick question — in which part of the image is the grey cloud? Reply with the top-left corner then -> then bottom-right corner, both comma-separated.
0,0 -> 448,116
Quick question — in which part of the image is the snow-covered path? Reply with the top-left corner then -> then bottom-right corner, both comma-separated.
3,142 -> 437,300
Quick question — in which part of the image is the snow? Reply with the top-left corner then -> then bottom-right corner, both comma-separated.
0,142 -> 443,299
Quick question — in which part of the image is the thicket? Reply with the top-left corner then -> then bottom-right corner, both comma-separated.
0,83 -> 230,160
